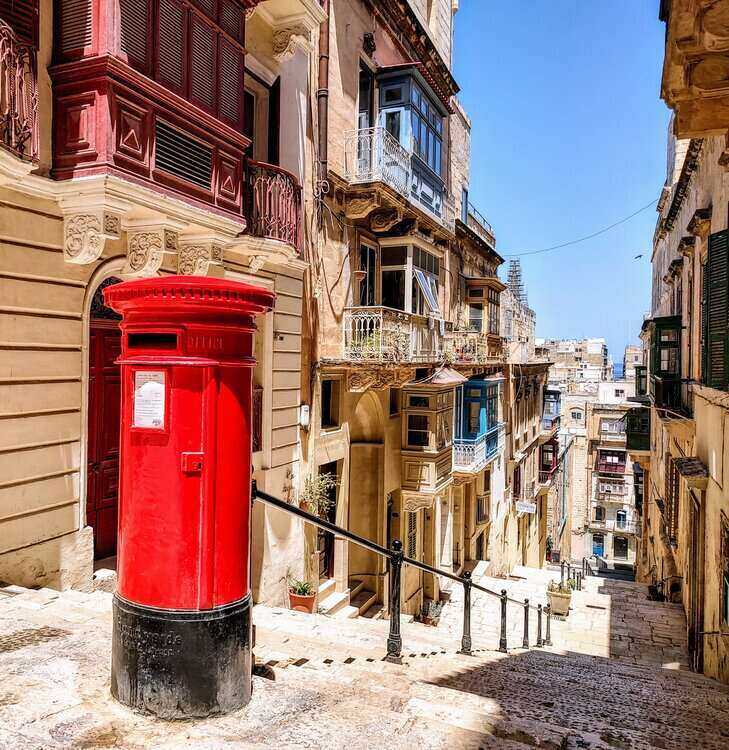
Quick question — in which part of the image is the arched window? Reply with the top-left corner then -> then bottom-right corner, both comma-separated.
616,510 -> 627,529
90,276 -> 122,321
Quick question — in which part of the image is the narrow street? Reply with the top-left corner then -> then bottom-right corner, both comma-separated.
2,567 -> 727,750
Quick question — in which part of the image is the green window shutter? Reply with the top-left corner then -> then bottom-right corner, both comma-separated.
706,230 -> 729,389
701,257 -> 708,383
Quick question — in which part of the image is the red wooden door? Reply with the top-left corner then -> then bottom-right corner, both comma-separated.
87,323 -> 122,559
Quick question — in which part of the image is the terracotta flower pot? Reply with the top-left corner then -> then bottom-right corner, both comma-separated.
289,590 -> 316,613
547,589 -> 572,617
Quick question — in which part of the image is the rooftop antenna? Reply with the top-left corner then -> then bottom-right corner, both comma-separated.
507,259 -> 528,306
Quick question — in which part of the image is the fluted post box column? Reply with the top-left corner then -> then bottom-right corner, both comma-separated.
105,276 -> 275,719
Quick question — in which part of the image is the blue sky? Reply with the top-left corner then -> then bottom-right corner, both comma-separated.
453,1 -> 670,364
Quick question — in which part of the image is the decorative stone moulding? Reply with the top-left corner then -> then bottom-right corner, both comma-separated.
272,24 -> 312,62
178,239 -> 225,277
346,366 -> 415,393
123,222 -> 181,277
63,211 -> 123,264
402,492 -> 438,512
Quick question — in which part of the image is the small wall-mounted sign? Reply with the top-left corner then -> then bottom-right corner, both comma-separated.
516,500 -> 537,514
133,371 -> 166,429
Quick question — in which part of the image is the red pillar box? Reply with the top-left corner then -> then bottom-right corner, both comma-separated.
104,276 -> 274,719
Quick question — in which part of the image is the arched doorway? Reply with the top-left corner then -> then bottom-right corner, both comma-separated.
86,277 -> 123,562
347,392 -> 385,604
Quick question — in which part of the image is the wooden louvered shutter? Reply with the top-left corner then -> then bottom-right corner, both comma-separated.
218,39 -> 243,128
218,0 -> 242,41
190,16 -> 216,112
706,230 -> 729,389
118,0 -> 150,71
0,0 -> 37,44
59,0 -> 93,56
157,0 -> 185,94
701,257 -> 709,383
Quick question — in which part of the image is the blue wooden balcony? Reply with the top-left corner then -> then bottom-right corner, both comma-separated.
453,423 -> 503,473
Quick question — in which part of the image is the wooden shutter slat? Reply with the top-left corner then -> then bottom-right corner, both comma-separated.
60,0 -> 93,54
218,0 -> 241,40
706,230 -> 729,389
190,17 -> 216,111
157,0 -> 185,93
0,0 -> 37,44
219,39 -> 242,127
119,0 -> 149,69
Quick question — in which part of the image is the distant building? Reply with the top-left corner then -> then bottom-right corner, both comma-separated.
536,337 -> 612,392
501,260 -> 536,363
623,345 -> 643,381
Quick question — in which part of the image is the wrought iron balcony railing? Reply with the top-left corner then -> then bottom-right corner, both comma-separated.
343,126 -> 453,233
0,20 -> 38,163
453,423 -> 503,473
465,202 -> 495,247
246,160 -> 302,253
444,329 -> 504,366
589,518 -> 638,535
343,306 -> 442,363
344,126 -> 410,195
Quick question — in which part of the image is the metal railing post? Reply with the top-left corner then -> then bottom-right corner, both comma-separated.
459,571 -> 473,655
386,540 -> 403,663
522,598 -> 530,649
545,605 -> 553,646
537,604 -> 543,647
499,589 -> 508,653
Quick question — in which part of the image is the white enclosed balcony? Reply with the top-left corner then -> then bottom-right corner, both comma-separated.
453,423 -> 503,474
343,306 -> 442,364
343,126 -> 453,232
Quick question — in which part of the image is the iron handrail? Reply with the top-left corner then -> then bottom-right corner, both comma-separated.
253,486 -> 543,611
253,484 -> 556,660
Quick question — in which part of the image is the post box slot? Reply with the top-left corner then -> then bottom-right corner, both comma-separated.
127,332 -> 178,350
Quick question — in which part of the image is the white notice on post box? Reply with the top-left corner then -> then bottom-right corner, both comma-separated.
133,371 -> 166,429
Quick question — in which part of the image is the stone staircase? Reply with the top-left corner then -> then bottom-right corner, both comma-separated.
1,571 -> 728,749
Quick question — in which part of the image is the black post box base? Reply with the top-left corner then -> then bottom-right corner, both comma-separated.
111,594 -> 252,719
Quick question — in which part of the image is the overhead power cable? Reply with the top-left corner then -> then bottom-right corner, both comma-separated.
503,197 -> 659,258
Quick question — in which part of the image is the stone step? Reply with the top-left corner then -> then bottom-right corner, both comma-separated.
349,587 -> 377,617
318,589 -> 350,616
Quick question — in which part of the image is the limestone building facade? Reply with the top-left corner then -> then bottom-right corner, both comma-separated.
632,0 -> 729,684
0,0 -> 324,598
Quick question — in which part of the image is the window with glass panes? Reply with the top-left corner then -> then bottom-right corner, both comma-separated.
487,288 -> 500,334
411,83 -> 443,176
411,247 -> 440,316
358,241 -> 377,307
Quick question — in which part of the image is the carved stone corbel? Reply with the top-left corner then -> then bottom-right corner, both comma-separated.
178,241 -> 224,277
677,235 -> 696,258
248,255 -> 267,274
687,208 -> 712,238
370,208 -> 403,233
272,24 -> 312,62
346,369 -> 376,393
63,211 -> 122,264
123,224 -> 180,277
346,191 -> 380,220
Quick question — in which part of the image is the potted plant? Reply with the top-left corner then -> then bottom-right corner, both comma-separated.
547,578 -> 573,617
420,599 -> 443,626
288,576 -> 317,613
299,472 -> 337,516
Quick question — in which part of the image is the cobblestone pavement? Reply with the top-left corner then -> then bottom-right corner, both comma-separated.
437,564 -> 690,668
1,572 -> 727,750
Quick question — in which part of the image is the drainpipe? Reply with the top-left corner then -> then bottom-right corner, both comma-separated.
317,0 -> 330,189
